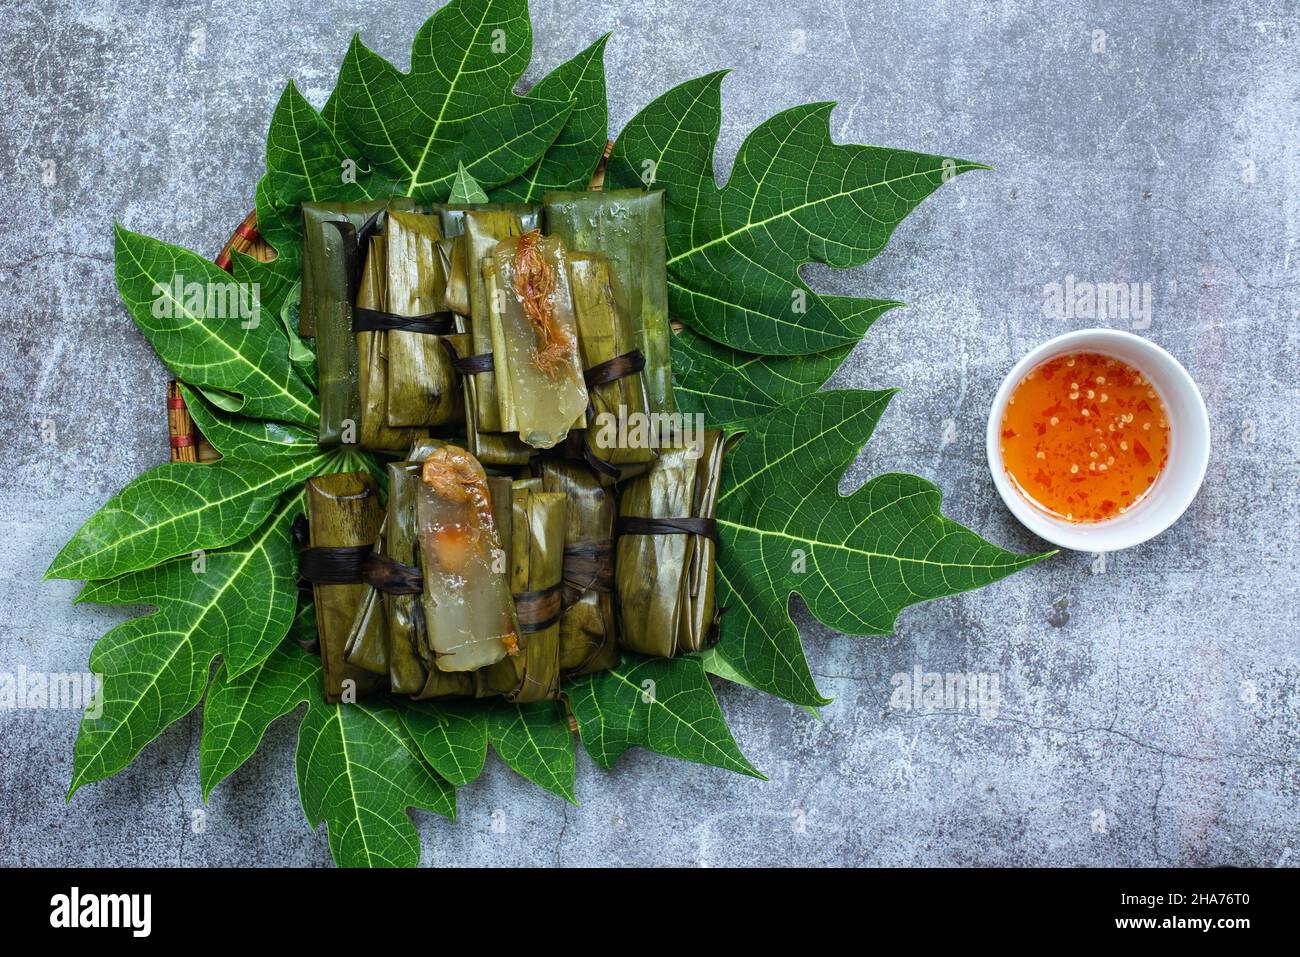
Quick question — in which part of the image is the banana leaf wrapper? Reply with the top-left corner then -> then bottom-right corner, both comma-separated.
484,232 -> 589,450
304,198 -> 414,444
381,210 -> 462,428
342,530 -> 391,678
433,204 -> 541,320
382,461 -> 434,695
536,459 -> 620,677
354,213 -> 461,450
305,472 -> 387,701
438,238 -> 467,318
355,236 -> 427,451
416,446 -> 519,672
413,658 -> 475,700
615,430 -> 726,657
444,333 -> 534,467
543,189 -> 676,414
567,251 -> 656,483
478,485 -> 565,701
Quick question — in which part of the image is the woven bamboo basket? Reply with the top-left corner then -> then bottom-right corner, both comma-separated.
167,143 -> 615,461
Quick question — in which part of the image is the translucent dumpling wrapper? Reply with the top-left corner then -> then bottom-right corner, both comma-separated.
566,251 -> 657,483
353,210 -> 461,450
384,457 -> 475,701
615,430 -> 727,658
416,445 -> 519,672
478,484 -> 565,701
484,231 -> 589,449
536,459 -> 620,678
305,472 -> 388,701
443,334 -> 534,467
543,189 -> 675,415
303,198 -> 416,445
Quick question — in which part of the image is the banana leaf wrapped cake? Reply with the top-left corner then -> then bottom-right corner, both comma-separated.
303,472 -> 388,702
476,481 -> 566,701
435,205 -> 543,464
566,250 -> 657,483
543,189 -> 675,415
294,190 -> 739,705
353,208 -> 462,450
536,459 -> 620,677
615,430 -> 727,657
302,198 -> 416,445
383,456 -> 476,700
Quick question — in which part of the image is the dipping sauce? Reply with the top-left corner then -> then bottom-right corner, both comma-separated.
999,351 -> 1170,522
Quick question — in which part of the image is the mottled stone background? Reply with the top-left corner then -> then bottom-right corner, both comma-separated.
1,0 -> 1295,867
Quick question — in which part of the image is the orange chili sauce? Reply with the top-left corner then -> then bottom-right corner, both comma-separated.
999,351 -> 1170,523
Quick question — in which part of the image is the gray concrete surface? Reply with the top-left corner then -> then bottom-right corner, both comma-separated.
1,0 -> 1296,867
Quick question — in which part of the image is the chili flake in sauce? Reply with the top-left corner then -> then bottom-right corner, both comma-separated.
999,351 -> 1170,522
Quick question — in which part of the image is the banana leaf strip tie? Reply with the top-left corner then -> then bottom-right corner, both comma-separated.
296,541 -> 423,595
568,347 -> 647,480
615,516 -> 719,543
561,539 -> 614,596
352,308 -> 454,335
441,337 -> 495,374
584,347 -> 645,389
514,583 -> 564,633
299,546 -> 568,627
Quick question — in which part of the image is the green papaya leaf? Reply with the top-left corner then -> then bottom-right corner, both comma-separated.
607,72 -> 982,355
265,80 -> 378,210
252,174 -> 301,273
490,33 -> 609,202
670,296 -> 895,427
113,224 -> 318,426
324,0 -> 573,201
179,383 -> 316,458
230,252 -> 316,387
297,697 -> 455,868
449,162 -> 490,204
486,701 -> 576,803
46,445 -> 329,581
400,701 -> 489,788
201,642 -> 319,800
699,647 -> 819,719
293,599 -> 317,648
710,390 -> 1051,707
194,385 -> 246,413
66,497 -> 302,797
567,655 -> 763,778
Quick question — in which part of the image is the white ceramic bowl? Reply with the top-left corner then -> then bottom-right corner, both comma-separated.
986,329 -> 1209,552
